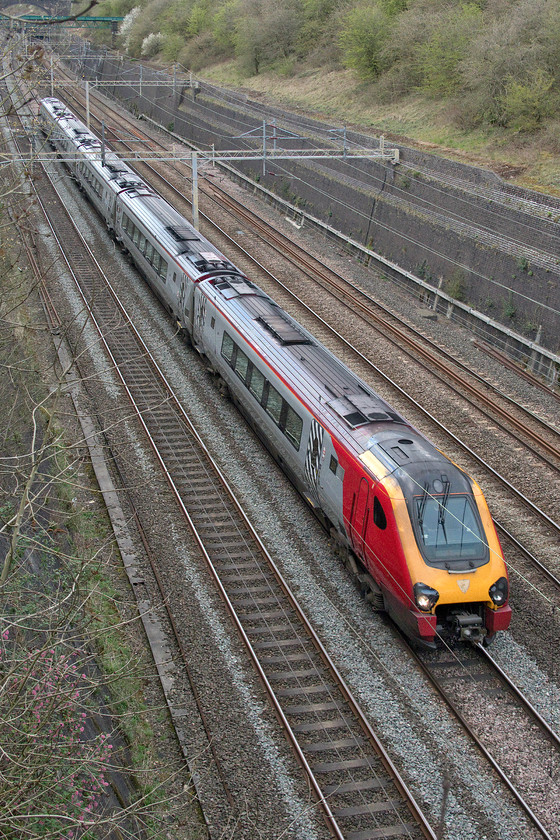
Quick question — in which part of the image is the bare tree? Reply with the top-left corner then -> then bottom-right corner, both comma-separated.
0,36 -> 189,840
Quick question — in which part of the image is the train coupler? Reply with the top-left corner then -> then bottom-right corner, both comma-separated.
448,611 -> 486,643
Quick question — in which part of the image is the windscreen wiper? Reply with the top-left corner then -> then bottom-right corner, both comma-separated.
417,482 -> 430,533
438,478 -> 451,540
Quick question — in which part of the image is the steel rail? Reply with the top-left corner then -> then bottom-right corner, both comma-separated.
27,117 -> 437,840
407,641 -> 556,840
476,644 -> 560,751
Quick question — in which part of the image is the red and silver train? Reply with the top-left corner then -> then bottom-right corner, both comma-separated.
38,97 -> 512,647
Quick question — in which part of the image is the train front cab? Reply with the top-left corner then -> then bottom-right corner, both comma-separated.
356,453 -> 511,647
377,476 -> 511,645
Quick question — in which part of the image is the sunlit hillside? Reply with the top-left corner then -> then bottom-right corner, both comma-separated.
90,0 -> 560,191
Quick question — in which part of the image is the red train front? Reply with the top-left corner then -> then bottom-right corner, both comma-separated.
331,428 -> 511,647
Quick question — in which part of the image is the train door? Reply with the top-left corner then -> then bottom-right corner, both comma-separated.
351,477 -> 369,557
178,274 -> 188,325
193,291 -> 206,349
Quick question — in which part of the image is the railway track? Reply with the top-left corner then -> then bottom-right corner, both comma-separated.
412,641 -> 560,840
5,51 -> 557,840
16,84 -> 439,840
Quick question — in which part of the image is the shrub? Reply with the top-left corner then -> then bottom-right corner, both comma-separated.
339,2 -> 392,79
498,69 -> 555,132
141,31 -> 164,57
415,3 -> 482,96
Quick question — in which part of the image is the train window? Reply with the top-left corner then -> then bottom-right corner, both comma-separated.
159,258 -> 168,281
132,228 -> 140,246
284,405 -> 303,449
329,456 -> 338,474
265,385 -> 283,424
145,242 -> 154,263
210,317 -> 215,330
414,494 -> 485,561
138,234 -> 146,253
173,273 -> 177,284
249,366 -> 265,402
221,332 -> 235,363
234,349 -> 249,382
373,496 -> 387,530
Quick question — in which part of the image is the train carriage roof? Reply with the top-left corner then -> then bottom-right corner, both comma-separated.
120,191 -> 242,277
201,275 -> 424,460
204,277 -> 475,494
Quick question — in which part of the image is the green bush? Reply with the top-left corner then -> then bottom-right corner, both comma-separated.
415,3 -> 482,96
498,69 -> 555,132
339,2 -> 392,79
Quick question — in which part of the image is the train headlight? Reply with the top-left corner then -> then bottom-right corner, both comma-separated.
489,577 -> 508,606
414,583 -> 439,612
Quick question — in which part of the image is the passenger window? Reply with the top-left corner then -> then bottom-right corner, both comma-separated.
138,234 -> 146,253
145,243 -> 154,263
284,405 -> 303,449
234,349 -> 249,382
249,366 -> 265,402
373,496 -> 387,530
265,386 -> 283,424
221,333 -> 234,363
159,259 -> 168,280
152,252 -> 160,272
132,228 -> 140,246
329,456 -> 338,474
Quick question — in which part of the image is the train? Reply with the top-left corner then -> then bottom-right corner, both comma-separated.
38,96 -> 512,647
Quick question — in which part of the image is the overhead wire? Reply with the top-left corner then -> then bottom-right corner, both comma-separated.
65,48 -> 560,319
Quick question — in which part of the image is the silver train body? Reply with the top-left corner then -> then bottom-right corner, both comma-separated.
38,97 -> 512,647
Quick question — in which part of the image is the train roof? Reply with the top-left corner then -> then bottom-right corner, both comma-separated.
41,98 -> 150,193
203,276 -> 411,448
120,190 -> 242,278
202,275 -> 470,490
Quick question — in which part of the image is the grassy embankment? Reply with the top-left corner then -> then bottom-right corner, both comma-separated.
196,59 -> 560,195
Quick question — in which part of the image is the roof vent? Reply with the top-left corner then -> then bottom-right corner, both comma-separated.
256,308 -> 310,346
166,225 -> 199,242
329,394 -> 397,428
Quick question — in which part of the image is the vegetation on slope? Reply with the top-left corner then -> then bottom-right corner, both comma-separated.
89,0 -> 560,187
